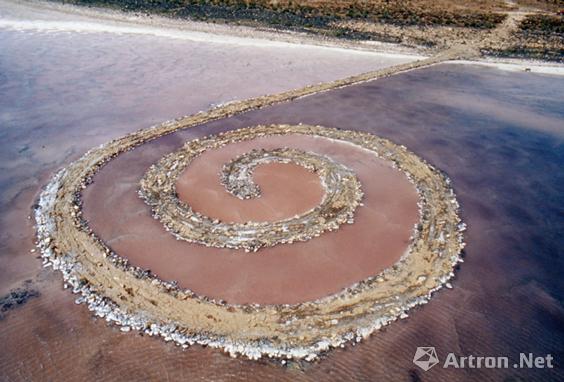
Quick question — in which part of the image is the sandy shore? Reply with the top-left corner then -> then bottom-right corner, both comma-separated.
1,0 -> 562,73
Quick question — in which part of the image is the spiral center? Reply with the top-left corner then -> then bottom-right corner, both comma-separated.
139,130 -> 364,252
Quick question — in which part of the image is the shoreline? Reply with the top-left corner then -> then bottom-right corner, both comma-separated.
15,0 -> 564,61
1,0 -> 562,72
0,0 -> 423,56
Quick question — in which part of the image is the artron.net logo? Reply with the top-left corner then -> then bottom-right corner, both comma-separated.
413,347 -> 554,371
413,347 -> 440,371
